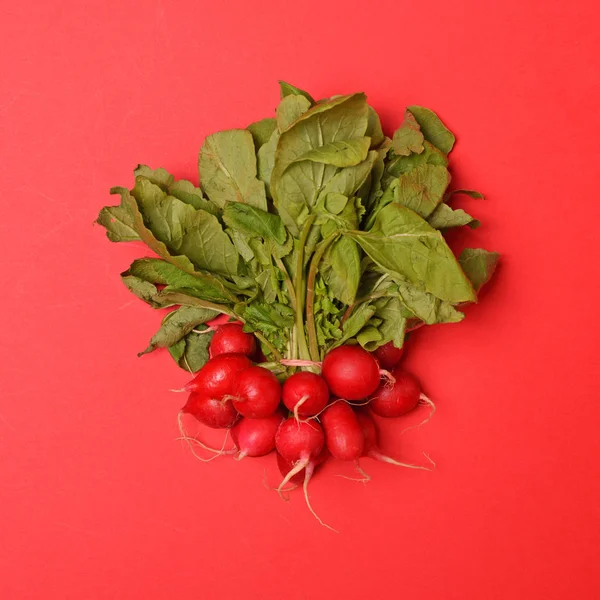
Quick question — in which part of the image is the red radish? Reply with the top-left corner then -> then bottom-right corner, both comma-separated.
182,391 -> 239,429
275,418 -> 335,530
369,368 -> 421,417
322,345 -> 380,400
185,353 -> 252,396
230,366 -> 281,418
231,411 -> 284,459
373,341 -> 404,370
321,402 -> 365,461
355,409 -> 431,470
282,371 -> 329,418
210,323 -> 257,358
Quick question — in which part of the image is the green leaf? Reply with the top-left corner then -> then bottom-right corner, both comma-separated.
131,179 -> 240,277
223,202 -> 287,245
121,275 -> 172,309
395,278 -> 464,324
447,189 -> 485,200
370,296 -> 407,349
97,187 -> 140,242
276,95 -> 312,132
257,129 -> 279,197
366,106 -> 385,148
331,302 -> 376,349
407,106 -> 456,154
199,129 -> 267,210
279,80 -> 315,105
168,328 -> 214,373
427,203 -> 480,230
289,137 -> 371,168
317,151 -> 377,201
168,179 -> 218,214
356,326 -> 383,348
348,203 -> 476,304
124,258 -> 235,303
240,302 -> 294,352
271,93 -> 369,235
459,248 -> 500,293
227,229 -> 255,262
394,163 -> 451,218
384,141 -> 448,182
320,236 -> 361,305
133,165 -> 174,190
247,118 -> 277,148
139,306 -> 218,355
365,138 -> 392,213
324,192 -> 349,215
255,270 -> 279,304
392,110 -> 425,156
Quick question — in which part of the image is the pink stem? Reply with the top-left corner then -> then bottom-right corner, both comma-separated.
280,359 -> 323,368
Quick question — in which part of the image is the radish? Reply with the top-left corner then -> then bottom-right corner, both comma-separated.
355,409 -> 431,470
369,368 -> 422,417
185,353 -> 252,396
231,411 -> 284,459
282,371 -> 330,419
275,418 -> 335,530
230,365 -> 282,418
182,391 -> 239,429
373,341 -> 404,370
322,345 -> 380,400
210,323 -> 257,358
321,402 -> 365,461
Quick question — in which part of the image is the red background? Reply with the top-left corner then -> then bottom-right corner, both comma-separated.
2,1 -> 599,598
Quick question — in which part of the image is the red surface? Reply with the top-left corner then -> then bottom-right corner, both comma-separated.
1,1 -> 599,598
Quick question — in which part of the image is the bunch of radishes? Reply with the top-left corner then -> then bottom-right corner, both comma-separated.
179,322 -> 432,529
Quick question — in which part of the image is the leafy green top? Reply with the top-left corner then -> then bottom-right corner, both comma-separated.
97,82 -> 499,373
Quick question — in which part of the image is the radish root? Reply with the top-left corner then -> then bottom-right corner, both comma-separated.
369,449 -> 434,471
379,369 -> 396,385
401,393 -> 437,434
293,395 -> 309,422
276,457 -> 309,499
177,412 -> 233,462
303,463 -> 338,533
262,470 -> 297,499
336,461 -> 371,484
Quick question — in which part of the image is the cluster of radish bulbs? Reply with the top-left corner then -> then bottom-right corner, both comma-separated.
179,322 -> 433,530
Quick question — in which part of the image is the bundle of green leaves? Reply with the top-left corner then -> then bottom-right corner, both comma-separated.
97,81 -> 499,373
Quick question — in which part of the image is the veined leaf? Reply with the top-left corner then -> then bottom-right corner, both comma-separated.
289,137 -> 371,169
459,248 -> 500,293
124,258 -> 235,303
428,203 -> 480,230
331,302 -> 376,349
348,203 -> 476,304
199,129 -> 268,210
271,93 -> 369,235
97,187 -> 140,242
247,118 -> 277,148
279,80 -> 315,105
392,110 -> 425,156
408,106 -> 455,154
257,129 -> 279,197
140,306 -> 218,355
169,328 -> 214,373
366,106 -> 385,148
320,236 -> 361,305
223,202 -> 287,245
395,163 -> 451,218
277,95 -> 312,132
